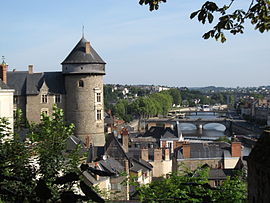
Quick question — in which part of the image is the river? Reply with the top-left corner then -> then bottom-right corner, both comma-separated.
180,112 -> 227,140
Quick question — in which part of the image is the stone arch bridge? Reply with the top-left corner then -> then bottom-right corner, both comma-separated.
142,118 -> 233,131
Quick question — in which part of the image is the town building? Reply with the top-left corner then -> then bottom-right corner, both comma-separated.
173,141 -> 242,171
6,37 -> 106,147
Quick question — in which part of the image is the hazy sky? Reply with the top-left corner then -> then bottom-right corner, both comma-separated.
1,0 -> 269,87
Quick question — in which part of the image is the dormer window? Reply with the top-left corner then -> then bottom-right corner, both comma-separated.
41,94 -> 48,103
78,80 -> 84,87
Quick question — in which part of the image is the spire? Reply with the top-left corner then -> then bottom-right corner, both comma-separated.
82,25 -> 84,38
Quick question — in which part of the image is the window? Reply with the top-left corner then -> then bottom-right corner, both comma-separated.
41,94 -> 48,103
41,108 -> 49,118
96,92 -> 101,103
96,110 -> 102,120
166,141 -> 173,149
78,80 -> 84,87
214,180 -> 221,187
54,94 -> 61,103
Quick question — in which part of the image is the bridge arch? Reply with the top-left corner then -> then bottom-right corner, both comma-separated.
179,123 -> 197,130
202,123 -> 226,131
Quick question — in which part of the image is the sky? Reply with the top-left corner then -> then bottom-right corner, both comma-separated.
0,0 -> 269,88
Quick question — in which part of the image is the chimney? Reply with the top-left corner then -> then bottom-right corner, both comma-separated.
164,148 -> 170,161
154,148 -> 162,161
182,142 -> 190,158
121,128 -> 129,153
141,148 -> 149,161
231,142 -> 241,157
0,63 -> 8,84
28,65 -> 33,74
85,42 -> 90,54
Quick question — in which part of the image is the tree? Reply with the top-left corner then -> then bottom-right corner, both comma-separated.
169,88 -> 182,106
0,106 -> 109,203
137,166 -> 247,202
139,0 -> 270,43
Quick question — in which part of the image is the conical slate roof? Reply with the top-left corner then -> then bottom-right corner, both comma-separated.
61,37 -> 105,64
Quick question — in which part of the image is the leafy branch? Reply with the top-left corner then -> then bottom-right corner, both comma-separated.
139,0 -> 270,42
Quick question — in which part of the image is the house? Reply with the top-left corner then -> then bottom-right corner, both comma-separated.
6,37 -> 106,147
86,132 -> 153,200
131,121 -> 183,151
173,141 -> 242,171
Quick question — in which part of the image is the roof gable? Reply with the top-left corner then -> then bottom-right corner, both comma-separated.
105,133 -> 129,161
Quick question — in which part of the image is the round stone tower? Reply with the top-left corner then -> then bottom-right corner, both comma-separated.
62,37 -> 105,147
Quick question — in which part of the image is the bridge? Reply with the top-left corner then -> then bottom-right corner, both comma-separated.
168,109 -> 228,117
142,118 -> 233,131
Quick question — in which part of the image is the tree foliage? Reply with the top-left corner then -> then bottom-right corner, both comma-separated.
0,106 -> 108,203
137,166 -> 247,203
112,91 -> 173,121
139,0 -> 270,42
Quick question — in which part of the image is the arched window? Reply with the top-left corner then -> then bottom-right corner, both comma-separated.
78,80 -> 84,87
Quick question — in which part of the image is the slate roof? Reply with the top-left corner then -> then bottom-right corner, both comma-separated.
176,142 -> 230,159
99,157 -> 125,174
87,146 -> 105,162
208,169 -> 235,180
62,37 -> 106,65
66,135 -> 87,154
129,157 -> 153,173
127,147 -> 156,161
7,71 -> 28,95
7,71 -> 65,96
0,79 -> 11,89
139,126 -> 179,140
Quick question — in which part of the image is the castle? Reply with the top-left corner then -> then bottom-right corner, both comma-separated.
5,37 -> 106,147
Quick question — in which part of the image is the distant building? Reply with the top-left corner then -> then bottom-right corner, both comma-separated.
7,37 -> 106,147
173,141 -> 242,171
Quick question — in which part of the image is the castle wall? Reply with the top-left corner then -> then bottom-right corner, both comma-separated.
26,94 -> 65,123
64,74 -> 105,147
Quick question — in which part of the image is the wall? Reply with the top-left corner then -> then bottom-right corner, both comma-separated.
0,89 -> 14,132
176,158 -> 222,171
65,74 -> 105,147
26,94 -> 65,123
224,157 -> 240,169
149,160 -> 172,177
